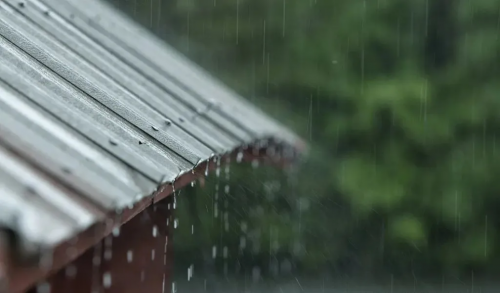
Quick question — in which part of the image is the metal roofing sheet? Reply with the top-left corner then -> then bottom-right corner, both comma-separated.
0,144 -> 97,248
0,0 -> 304,262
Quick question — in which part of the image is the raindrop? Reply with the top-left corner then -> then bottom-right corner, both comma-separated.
43,10 -> 50,16
179,117 -> 185,123
36,282 -> 50,293
212,245 -> 217,258
152,225 -> 158,237
251,160 -> 259,168
224,161 -> 230,178
165,119 -> 172,126
138,140 -> 145,145
236,151 -> 244,163
174,218 -> 179,229
151,249 -> 155,260
187,264 -> 194,281
18,2 -> 25,8
109,139 -> 118,146
172,282 -> 177,293
151,126 -> 159,131
191,224 -> 194,234
224,185 -> 230,194
134,194 -> 144,202
215,164 -> 221,177
223,246 -> 228,259
112,226 -> 120,237
127,250 -> 133,263
190,180 -> 196,187
102,272 -> 112,288
204,162 -> 209,176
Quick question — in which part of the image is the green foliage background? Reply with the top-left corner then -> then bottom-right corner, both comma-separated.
108,0 -> 500,279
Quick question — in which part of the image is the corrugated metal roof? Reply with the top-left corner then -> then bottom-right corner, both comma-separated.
0,0 -> 304,262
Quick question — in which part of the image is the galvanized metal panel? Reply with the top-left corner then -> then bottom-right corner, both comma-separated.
0,183 -> 75,248
4,0 -> 242,152
0,65 -> 179,185
0,0 -> 303,263
0,6 -> 209,165
0,145 -> 100,250
0,26 -> 191,177
26,0 -> 255,145
0,82 -> 137,209
0,146 -> 96,230
51,0 -> 302,146
38,0 -> 266,140
0,77 -> 159,194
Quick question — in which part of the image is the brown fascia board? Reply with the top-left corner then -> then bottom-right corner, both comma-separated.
5,140 -> 305,293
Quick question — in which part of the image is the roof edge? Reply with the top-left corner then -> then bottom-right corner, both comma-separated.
4,138 -> 305,293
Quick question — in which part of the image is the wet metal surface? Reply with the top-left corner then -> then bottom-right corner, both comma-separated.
0,0 -> 304,276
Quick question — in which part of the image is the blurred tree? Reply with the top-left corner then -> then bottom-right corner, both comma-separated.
108,0 -> 500,278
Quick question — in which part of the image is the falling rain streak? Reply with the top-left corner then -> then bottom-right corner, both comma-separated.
13,0 -> 499,292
